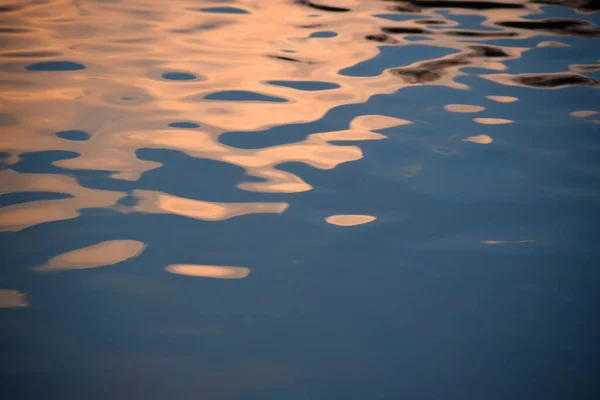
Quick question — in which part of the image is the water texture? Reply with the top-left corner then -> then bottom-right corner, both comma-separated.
1,0 -> 599,399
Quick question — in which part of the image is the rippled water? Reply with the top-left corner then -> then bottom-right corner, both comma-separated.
1,0 -> 600,398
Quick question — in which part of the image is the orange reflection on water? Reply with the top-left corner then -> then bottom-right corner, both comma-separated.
473,118 -> 514,125
0,170 -> 124,232
166,264 -> 250,279
463,134 -> 493,144
486,96 -> 518,103
0,289 -> 28,308
570,110 -> 598,118
132,190 -> 288,221
0,0 -> 543,183
444,104 -> 485,113
35,240 -> 146,272
325,214 -> 376,226
0,0 -> 592,231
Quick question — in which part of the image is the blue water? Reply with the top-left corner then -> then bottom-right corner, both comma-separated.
1,1 -> 600,399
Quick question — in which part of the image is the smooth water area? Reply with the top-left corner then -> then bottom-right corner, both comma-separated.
1,0 -> 599,398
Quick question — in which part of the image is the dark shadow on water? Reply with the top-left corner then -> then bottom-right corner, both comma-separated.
340,45 -> 459,77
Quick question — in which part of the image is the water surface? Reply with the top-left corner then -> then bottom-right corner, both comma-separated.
1,0 -> 600,399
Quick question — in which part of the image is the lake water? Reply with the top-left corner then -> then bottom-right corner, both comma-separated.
1,0 -> 600,398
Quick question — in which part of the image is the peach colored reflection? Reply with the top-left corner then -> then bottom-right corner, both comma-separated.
0,289 -> 28,308
166,264 -> 250,279
444,104 -> 485,113
463,134 -> 493,144
473,118 -> 514,125
570,111 -> 598,118
326,214 -> 376,226
0,170 -> 124,232
127,114 -> 401,193
316,115 -> 411,141
486,96 -> 518,103
35,240 -> 146,272
537,41 -> 570,48
349,115 -> 412,131
482,240 -> 504,245
133,189 -> 288,221
0,0 -> 546,190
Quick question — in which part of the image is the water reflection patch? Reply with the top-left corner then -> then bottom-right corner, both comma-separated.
350,114 -> 413,131
102,91 -> 153,106
161,72 -> 197,81
204,91 -> 288,103
496,19 -> 600,38
0,170 -> 125,231
310,31 -> 337,38
444,104 -> 485,113
296,0 -> 350,12
486,95 -> 518,103
35,240 -> 146,272
0,289 -> 28,308
463,134 -> 493,144
55,129 -> 91,141
473,118 -> 514,125
195,7 -> 249,14
570,110 -> 598,118
132,190 -> 289,221
169,122 -> 201,129
486,72 -> 600,88
3,51 -> 63,58
166,264 -> 250,279
0,113 -> 17,126
341,45 -> 458,77
325,215 -> 376,226
266,80 -> 339,91
25,61 -> 85,71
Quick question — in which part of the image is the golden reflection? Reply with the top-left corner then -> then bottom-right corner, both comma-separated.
0,0 -> 586,228
35,240 -> 146,272
570,111 -> 598,118
486,96 -> 518,103
0,170 -> 124,232
481,240 -> 505,245
444,104 -> 485,113
166,264 -> 250,279
126,115 -> 395,193
537,41 -> 570,48
325,214 -> 376,226
0,289 -> 28,308
349,115 -> 413,131
473,118 -> 514,125
132,190 -> 288,221
463,134 -> 493,144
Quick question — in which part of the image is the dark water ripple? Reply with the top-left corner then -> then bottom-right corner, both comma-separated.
1,0 -> 600,399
